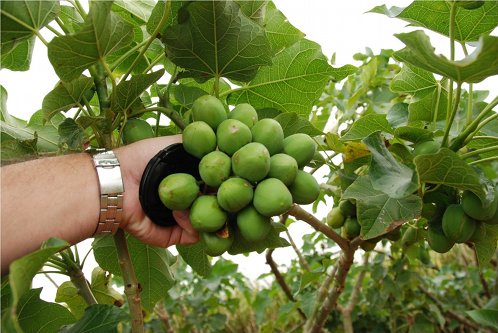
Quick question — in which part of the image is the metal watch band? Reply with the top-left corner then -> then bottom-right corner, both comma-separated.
89,149 -> 124,236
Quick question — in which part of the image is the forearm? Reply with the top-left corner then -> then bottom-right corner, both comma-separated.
1,152 -> 99,272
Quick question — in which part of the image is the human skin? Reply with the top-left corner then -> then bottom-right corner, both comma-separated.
1,135 -> 198,274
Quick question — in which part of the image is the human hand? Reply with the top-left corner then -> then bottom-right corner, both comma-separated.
114,135 -> 199,247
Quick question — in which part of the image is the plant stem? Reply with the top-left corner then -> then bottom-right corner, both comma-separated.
113,230 -> 144,333
121,0 -> 171,82
442,82 -> 462,147
144,53 -> 166,74
460,145 -> 498,159
55,17 -> 70,34
288,204 -> 349,252
431,82 -> 442,131
110,39 -> 150,72
339,253 -> 369,333
265,249 -> 307,320
468,156 -> 498,165
133,106 -> 186,130
285,229 -> 311,272
60,250 -> 98,306
89,64 -> 110,111
45,24 -> 63,37
450,95 -> 498,150
305,247 -> 356,333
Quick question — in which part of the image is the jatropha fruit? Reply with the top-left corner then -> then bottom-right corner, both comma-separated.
158,95 -> 320,256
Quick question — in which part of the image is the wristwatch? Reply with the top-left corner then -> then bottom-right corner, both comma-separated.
88,148 -> 124,236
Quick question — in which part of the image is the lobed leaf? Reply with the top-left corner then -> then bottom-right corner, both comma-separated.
59,304 -> 129,333
394,31 -> 498,83
162,0 -> 272,82
17,288 -> 75,333
261,1 -> 305,52
390,64 -> 436,99
47,1 -> 134,82
42,76 -> 94,121
228,222 -> 290,255
363,132 -> 419,199
474,224 -> 498,268
113,0 -> 155,24
340,114 -> 394,141
0,36 -> 34,71
274,112 -> 323,137
369,1 -> 498,42
414,148 -> 486,201
466,309 -> 498,329
228,39 -> 337,115
92,234 -> 176,312
343,176 -> 422,240
176,242 -> 212,277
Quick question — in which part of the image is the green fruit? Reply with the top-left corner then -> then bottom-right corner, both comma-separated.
360,241 -> 376,252
191,95 -> 227,130
462,190 -> 497,221
442,204 -> 476,243
182,121 -> 217,159
427,224 -> 454,254
199,151 -> 231,187
455,0 -> 485,9
122,119 -> 154,144
412,140 -> 440,156
339,199 -> 356,217
201,226 -> 233,256
484,204 -> 498,225
190,195 -> 227,232
216,119 -> 252,155
288,170 -> 320,205
236,206 -> 272,242
421,203 -> 438,219
229,103 -> 258,128
158,173 -> 199,210
326,207 -> 345,229
283,133 -> 317,168
253,178 -> 293,216
268,153 -> 298,186
217,177 -> 253,213
343,217 -> 361,239
251,118 -> 284,155
469,222 -> 487,242
183,109 -> 193,124
232,142 -> 270,182
386,228 -> 402,241
401,227 -> 419,247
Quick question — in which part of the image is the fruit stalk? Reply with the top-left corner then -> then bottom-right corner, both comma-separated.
265,249 -> 307,320
304,248 -> 356,333
113,229 -> 145,333
288,204 -> 349,252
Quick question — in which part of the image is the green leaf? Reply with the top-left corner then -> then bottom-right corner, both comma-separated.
9,238 -> 69,307
474,224 -> 498,267
18,288 -> 75,333
114,0 -> 155,23
169,84 -> 209,110
56,267 -> 124,319
274,112 -> 323,137
176,242 -> 212,277
390,65 -> 436,98
394,126 -> 434,144
228,222 -> 290,255
58,118 -> 87,151
363,132 -> 419,199
92,234 -> 176,312
146,0 -> 184,36
369,1 -> 498,42
162,0 -> 272,82
414,148 -> 486,201
340,114 -> 394,141
228,39 -> 334,115
111,69 -> 164,113
0,0 -> 60,44
394,31 -> 498,83
408,88 -> 448,123
342,176 -> 422,240
467,136 -> 498,159
42,76 -> 94,121
59,304 -> 129,333
1,36 -> 34,71
47,1 -> 134,81
466,309 -> 498,329
58,5 -> 84,34
28,110 -> 64,152
262,1 -> 304,52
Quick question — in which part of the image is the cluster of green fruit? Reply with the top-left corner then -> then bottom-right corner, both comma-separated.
427,188 -> 498,253
157,95 -> 320,256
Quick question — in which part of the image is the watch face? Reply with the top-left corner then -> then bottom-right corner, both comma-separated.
139,143 -> 201,227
